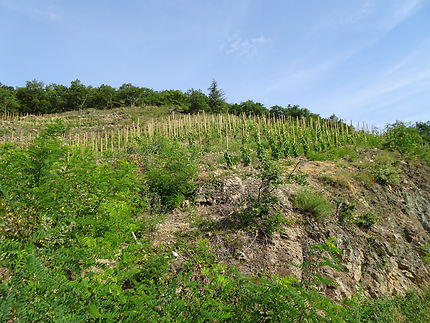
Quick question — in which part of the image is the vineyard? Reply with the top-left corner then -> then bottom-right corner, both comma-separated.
0,108 -> 381,158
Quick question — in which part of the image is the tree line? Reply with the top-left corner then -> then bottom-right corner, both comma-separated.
0,79 -> 316,119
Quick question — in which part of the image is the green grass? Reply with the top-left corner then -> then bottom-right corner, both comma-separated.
292,188 -> 334,222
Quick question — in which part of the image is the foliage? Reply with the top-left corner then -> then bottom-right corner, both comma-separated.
384,121 -> 423,154
15,80 -> 51,114
0,83 -> 19,113
229,100 -> 267,116
419,244 -> 430,264
370,152 -> 401,186
354,212 -> 379,229
1,119 -> 430,321
336,200 -> 356,224
138,136 -> 198,210
240,145 -> 251,166
292,188 -> 333,222
415,121 -> 430,143
0,127 -> 153,321
235,159 -> 285,235
373,164 -> 401,186
224,149 -> 234,168
186,88 -> 209,113
288,170 -> 309,186
207,79 -> 226,113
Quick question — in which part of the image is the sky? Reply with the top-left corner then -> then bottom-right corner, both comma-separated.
0,0 -> 429,127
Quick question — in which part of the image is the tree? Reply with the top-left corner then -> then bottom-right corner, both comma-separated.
186,89 -> 209,113
283,104 -> 310,119
159,89 -> 189,107
269,105 -> 285,118
66,80 -> 91,111
15,80 -> 51,114
0,83 -> 19,114
116,83 -> 143,107
207,79 -> 226,113
229,100 -> 267,115
45,83 -> 68,112
91,84 -> 116,109
415,121 -> 430,143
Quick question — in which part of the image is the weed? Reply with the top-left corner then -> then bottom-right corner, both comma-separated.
320,173 -> 350,189
335,200 -> 356,224
354,212 -> 379,229
224,149 -> 234,168
289,170 -> 309,186
292,188 -> 333,222
373,165 -> 401,186
418,243 -> 430,264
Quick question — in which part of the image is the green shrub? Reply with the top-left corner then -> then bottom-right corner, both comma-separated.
370,151 -> 401,186
292,188 -> 333,222
354,212 -> 379,229
235,159 -> 285,235
0,128 -> 154,321
337,200 -> 356,224
384,121 -> 422,154
288,170 -> 309,186
373,165 -> 400,186
139,137 -> 198,210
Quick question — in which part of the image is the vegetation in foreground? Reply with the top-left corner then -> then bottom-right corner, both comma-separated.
0,115 -> 429,321
1,79 -> 430,322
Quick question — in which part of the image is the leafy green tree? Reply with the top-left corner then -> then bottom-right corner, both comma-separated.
186,88 -> 210,113
15,80 -> 51,114
116,83 -> 143,107
66,79 -> 91,111
45,83 -> 68,112
269,105 -> 285,117
159,89 -> 189,107
229,100 -> 267,115
0,83 -> 20,114
415,121 -> 430,143
90,84 -> 116,109
207,79 -> 226,113
283,104 -> 311,119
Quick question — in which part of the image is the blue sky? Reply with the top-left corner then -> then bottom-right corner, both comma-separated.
1,0 -> 429,126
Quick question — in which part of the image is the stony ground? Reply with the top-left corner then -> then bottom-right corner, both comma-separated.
153,152 -> 430,300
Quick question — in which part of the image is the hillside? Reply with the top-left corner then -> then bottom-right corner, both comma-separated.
1,106 -> 430,321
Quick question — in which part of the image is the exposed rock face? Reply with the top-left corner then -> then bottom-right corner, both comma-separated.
185,160 -> 430,300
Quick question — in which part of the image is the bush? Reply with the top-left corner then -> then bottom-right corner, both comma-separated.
235,159 -> 285,235
0,127 -> 153,321
354,212 -> 379,229
372,152 -> 401,186
139,137 -> 198,210
373,164 -> 401,186
292,188 -> 333,222
384,121 -> 422,154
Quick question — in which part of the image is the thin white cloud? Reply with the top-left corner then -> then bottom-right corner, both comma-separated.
224,33 -> 268,57
262,47 -> 358,97
34,6 -> 60,21
312,39 -> 430,124
383,0 -> 424,32
0,0 -> 61,21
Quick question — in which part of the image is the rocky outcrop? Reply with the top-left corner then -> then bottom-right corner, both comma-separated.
183,160 -> 430,299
